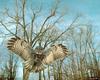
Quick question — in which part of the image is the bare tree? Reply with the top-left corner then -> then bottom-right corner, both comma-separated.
0,0 -> 80,80
62,25 -> 100,80
0,53 -> 18,80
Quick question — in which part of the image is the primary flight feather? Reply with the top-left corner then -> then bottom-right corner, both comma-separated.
7,37 -> 68,72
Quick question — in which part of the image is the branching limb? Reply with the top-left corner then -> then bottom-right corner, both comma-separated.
48,15 -> 80,45
0,21 -> 17,37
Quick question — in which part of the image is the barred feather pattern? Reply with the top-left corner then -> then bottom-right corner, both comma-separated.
7,37 -> 33,61
7,37 -> 34,71
7,37 -> 69,73
42,44 -> 68,65
32,44 -> 69,72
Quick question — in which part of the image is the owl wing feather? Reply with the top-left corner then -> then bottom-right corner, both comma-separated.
7,37 -> 68,72
7,37 -> 34,61
7,37 -> 35,72
33,44 -> 68,72
44,44 -> 68,64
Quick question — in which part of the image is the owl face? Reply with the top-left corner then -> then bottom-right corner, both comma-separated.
35,46 -> 44,54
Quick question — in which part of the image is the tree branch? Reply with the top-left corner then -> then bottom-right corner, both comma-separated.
0,21 -> 17,37
48,15 -> 80,45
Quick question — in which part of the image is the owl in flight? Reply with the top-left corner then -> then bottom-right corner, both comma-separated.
7,37 -> 68,80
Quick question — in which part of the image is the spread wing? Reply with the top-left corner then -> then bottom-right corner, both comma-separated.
7,37 -> 68,72
43,44 -> 68,64
7,37 -> 36,80
33,44 -> 68,72
7,37 -> 34,61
